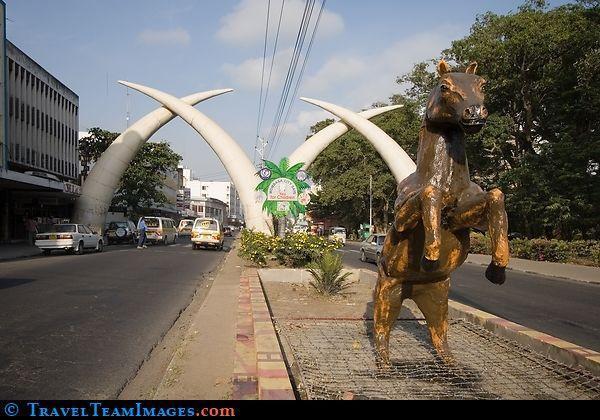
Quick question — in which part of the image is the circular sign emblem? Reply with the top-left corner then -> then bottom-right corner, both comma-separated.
296,170 -> 308,182
298,192 -> 311,206
259,168 -> 272,181
267,178 -> 298,202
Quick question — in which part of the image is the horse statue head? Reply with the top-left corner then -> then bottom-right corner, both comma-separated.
425,60 -> 488,135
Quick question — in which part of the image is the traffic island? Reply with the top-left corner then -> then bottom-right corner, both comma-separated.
248,268 -> 600,400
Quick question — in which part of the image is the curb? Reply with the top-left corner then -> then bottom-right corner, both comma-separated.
448,300 -> 600,377
232,269 -> 295,400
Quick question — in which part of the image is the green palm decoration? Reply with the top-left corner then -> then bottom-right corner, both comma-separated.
256,158 -> 311,218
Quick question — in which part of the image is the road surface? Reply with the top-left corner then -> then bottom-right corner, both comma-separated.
0,237 -> 232,399
339,242 -> 600,352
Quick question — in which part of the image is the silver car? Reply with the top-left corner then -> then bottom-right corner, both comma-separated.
360,234 -> 387,264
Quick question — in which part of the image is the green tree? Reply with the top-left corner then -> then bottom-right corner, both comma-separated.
78,128 -> 182,212
307,99 -> 421,232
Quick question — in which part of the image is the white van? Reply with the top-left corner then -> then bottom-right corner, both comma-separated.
141,217 -> 178,245
329,227 -> 347,245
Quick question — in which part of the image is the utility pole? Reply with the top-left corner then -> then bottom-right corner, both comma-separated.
369,175 -> 373,234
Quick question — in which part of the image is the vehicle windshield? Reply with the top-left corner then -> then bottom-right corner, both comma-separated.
377,236 -> 386,246
194,219 -> 218,231
109,222 -> 128,229
332,228 -> 346,235
46,225 -> 76,233
145,218 -> 160,228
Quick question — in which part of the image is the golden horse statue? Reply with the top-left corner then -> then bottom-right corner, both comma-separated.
374,61 -> 510,364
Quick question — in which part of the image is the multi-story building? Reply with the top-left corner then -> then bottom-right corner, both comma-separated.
185,178 -> 243,222
189,197 -> 228,225
0,5 -> 81,242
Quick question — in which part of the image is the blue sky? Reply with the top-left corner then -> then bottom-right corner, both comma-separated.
5,0 -> 571,180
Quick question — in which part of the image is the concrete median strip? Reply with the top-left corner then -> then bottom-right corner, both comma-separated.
448,300 -> 600,376
233,269 -> 295,400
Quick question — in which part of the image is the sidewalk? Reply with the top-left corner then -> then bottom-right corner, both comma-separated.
466,254 -> 600,285
0,243 -> 41,261
149,245 -> 245,400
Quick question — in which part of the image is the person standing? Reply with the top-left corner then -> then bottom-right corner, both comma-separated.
24,214 -> 38,246
137,217 -> 148,249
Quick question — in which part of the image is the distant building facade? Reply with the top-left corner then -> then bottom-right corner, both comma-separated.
0,6 -> 81,242
189,197 -> 228,224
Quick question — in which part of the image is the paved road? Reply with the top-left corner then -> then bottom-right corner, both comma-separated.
0,237 -> 232,399
339,242 -> 600,352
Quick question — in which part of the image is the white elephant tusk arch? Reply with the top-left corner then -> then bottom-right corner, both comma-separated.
119,81 -> 272,234
73,89 -> 233,232
300,97 -> 417,184
289,105 -> 404,169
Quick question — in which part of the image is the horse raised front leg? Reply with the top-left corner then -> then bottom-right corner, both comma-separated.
395,186 -> 443,272
448,188 -> 510,285
373,265 -> 405,366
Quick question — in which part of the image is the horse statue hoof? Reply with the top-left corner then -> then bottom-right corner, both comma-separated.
485,263 -> 506,285
421,256 -> 440,272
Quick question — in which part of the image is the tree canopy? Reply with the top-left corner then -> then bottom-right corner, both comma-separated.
78,128 -> 182,212
308,0 -> 600,239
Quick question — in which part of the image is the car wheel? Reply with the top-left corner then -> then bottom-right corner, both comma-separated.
360,250 -> 367,263
43,249 -> 51,256
163,237 -> 168,246
376,253 -> 381,266
76,241 -> 85,255
96,240 -> 104,253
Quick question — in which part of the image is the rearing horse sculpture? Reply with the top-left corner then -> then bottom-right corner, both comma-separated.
374,61 -> 510,364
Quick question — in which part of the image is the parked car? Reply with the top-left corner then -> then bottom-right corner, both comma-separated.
360,234 -> 387,264
178,219 -> 195,236
142,217 -> 178,245
293,221 -> 309,234
329,227 -> 347,245
36,224 -> 104,256
105,221 -> 138,245
191,218 -> 224,250
224,226 -> 233,237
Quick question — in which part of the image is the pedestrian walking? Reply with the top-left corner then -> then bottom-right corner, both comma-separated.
137,217 -> 148,249
23,214 -> 38,246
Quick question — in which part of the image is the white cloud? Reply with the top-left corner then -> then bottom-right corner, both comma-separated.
301,27 -> 463,110
222,48 -> 292,90
137,28 -> 191,47
217,0 -> 344,47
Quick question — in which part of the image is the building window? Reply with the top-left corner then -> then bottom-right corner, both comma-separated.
8,58 -> 13,74
45,155 -> 49,169
21,103 -> 25,122
45,115 -> 49,133
9,97 -> 13,118
26,148 -> 30,165
36,109 -> 40,129
15,144 -> 20,162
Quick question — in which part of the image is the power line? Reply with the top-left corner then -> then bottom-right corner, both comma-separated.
265,0 -> 316,157
270,0 -> 326,158
254,0 -> 272,164
256,0 -> 287,163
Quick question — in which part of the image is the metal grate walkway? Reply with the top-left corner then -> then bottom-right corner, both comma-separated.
277,319 -> 600,400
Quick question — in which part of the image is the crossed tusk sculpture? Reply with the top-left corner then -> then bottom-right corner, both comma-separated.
74,83 -> 415,235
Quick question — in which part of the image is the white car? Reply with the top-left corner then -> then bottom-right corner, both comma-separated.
35,224 -> 104,256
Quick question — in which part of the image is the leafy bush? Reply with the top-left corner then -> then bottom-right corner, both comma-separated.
239,230 -> 341,268
238,229 -> 277,267
469,232 -> 491,255
469,232 -> 600,267
308,252 -> 353,296
274,233 -> 341,268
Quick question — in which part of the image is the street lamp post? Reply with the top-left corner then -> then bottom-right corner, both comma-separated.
369,175 -> 373,234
